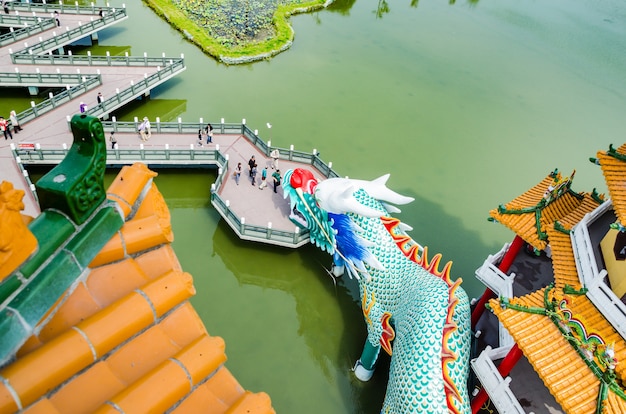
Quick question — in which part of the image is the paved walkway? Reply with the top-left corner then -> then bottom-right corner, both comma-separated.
0,5 -> 325,237
0,6 -> 160,216
96,130 -> 324,232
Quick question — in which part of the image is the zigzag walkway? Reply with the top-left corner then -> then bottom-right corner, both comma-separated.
0,3 -> 332,247
0,3 -> 185,215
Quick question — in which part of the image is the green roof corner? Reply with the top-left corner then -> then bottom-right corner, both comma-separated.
0,115 -> 123,367
35,114 -> 107,225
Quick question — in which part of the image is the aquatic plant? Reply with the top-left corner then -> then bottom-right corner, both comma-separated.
143,0 -> 329,64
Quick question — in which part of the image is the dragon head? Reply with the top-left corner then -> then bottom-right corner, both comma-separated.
282,168 -> 336,254
283,168 -> 415,280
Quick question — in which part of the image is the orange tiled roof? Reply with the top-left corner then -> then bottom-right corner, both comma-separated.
490,281 -> 626,413
546,227 -> 581,292
596,143 -> 626,227
547,192 -> 602,292
0,163 -> 275,414
490,295 -> 601,413
489,171 -> 585,251
486,167 -> 626,413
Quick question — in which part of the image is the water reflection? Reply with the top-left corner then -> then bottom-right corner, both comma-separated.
209,218 -> 390,413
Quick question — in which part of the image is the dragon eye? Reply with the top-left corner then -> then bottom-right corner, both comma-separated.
290,168 -> 318,193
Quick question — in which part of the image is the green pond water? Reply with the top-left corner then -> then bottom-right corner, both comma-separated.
4,0 -> 626,412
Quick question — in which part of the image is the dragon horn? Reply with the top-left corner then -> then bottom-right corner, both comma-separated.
355,175 -> 414,206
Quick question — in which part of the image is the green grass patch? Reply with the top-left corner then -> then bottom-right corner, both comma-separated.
142,0 -> 328,64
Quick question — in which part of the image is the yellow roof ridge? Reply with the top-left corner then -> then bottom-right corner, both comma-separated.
597,145 -> 626,226
490,287 -> 626,413
489,171 -> 584,250
545,227 -> 581,291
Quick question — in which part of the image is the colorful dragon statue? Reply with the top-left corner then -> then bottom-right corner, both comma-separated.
282,168 -> 471,413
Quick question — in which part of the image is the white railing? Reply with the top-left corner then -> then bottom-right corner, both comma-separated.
475,243 -> 513,297
9,7 -> 128,59
471,346 -> 530,414
474,243 -> 516,351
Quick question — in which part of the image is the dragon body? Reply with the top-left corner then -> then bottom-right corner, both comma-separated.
283,168 -> 471,413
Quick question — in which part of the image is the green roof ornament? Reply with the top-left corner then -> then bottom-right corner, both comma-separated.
35,115 -> 107,225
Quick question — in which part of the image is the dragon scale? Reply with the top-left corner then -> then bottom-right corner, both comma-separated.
283,169 -> 471,413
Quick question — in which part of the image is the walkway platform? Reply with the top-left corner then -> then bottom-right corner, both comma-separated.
1,3 -> 185,215
0,3 -> 334,247
10,120 -> 337,247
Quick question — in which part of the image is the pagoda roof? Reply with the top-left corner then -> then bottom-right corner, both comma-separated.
595,143 -> 626,227
489,170 -> 600,251
486,163 -> 619,413
490,286 -> 626,414
0,116 -> 274,413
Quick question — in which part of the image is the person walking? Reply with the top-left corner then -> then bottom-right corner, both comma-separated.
197,129 -> 204,147
0,116 -> 12,140
205,123 -> 213,144
270,149 -> 280,170
109,131 -> 117,149
142,117 -> 151,140
251,163 -> 258,186
259,167 -> 268,190
272,169 -> 281,193
9,111 -> 21,133
234,162 -> 242,185
97,92 -> 104,104
138,119 -> 147,141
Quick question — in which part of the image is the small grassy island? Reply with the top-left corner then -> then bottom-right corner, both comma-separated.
143,0 -> 332,64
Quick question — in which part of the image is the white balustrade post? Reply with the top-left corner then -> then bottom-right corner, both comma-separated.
30,184 -> 38,202
35,143 -> 43,160
294,226 -> 300,243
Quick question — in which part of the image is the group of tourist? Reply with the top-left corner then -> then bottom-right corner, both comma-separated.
234,151 -> 281,193
196,123 -> 213,146
0,111 -> 22,140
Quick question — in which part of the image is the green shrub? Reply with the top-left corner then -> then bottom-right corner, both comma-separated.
143,0 -> 329,64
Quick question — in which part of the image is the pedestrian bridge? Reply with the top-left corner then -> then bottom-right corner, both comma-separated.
11,121 -> 339,248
